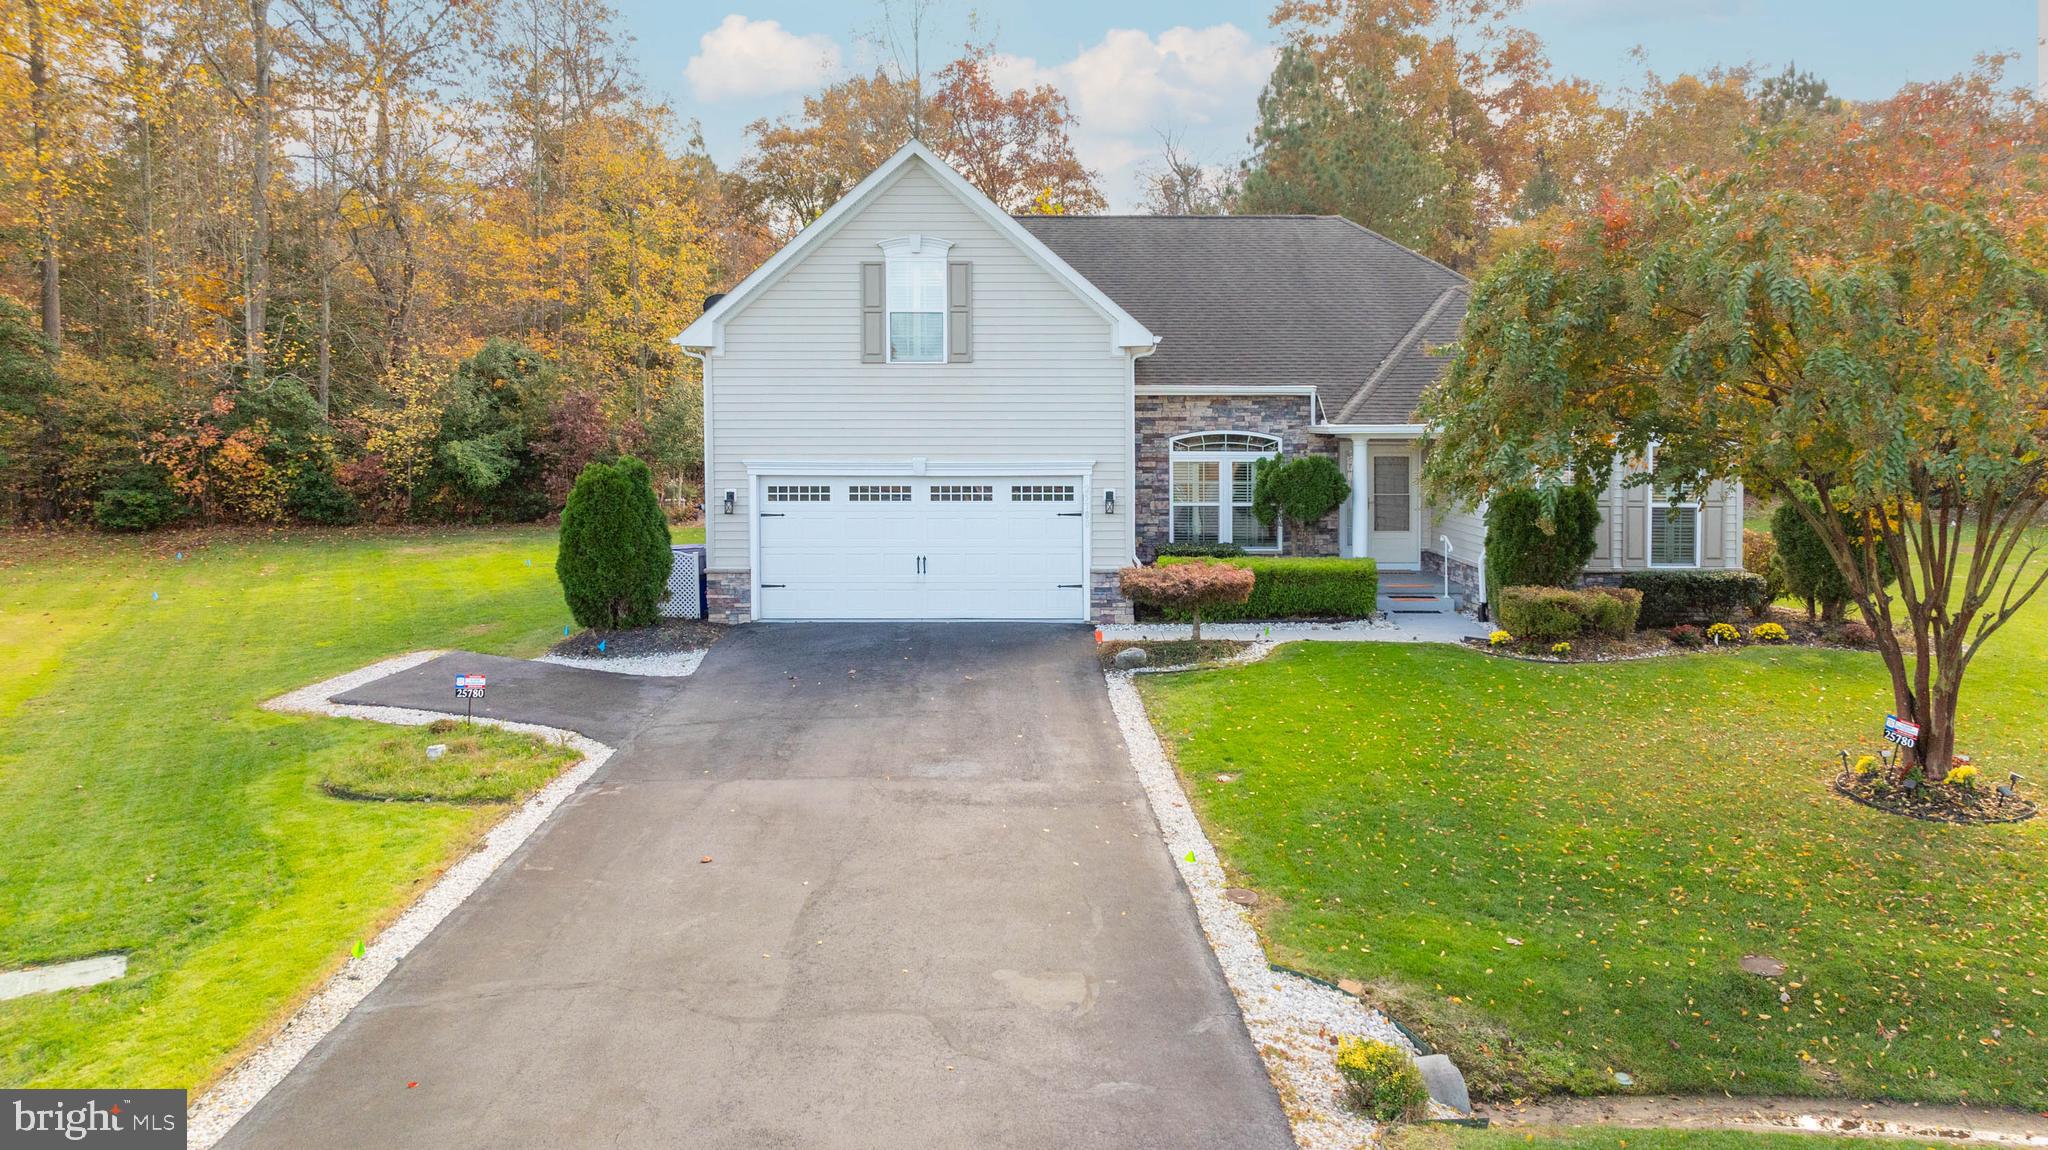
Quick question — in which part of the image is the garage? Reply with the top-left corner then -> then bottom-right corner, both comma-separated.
753,475 -> 1090,621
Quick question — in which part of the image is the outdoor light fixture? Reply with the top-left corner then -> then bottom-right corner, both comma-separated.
1105,489 -> 1116,515
722,489 -> 736,515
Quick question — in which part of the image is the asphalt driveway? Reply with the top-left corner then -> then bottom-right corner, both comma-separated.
220,624 -> 1293,1149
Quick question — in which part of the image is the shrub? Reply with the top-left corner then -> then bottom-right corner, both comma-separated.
1945,764 -> 1980,788
1619,569 -> 1770,628
1667,624 -> 1704,648
1252,454 -> 1350,532
1495,585 -> 1640,642
1119,561 -> 1256,640
556,456 -> 673,629
288,465 -> 359,525
1750,621 -> 1788,643
1488,630 -> 1512,646
1153,542 -> 1247,559
1334,1037 -> 1429,1123
1706,622 -> 1741,643
1155,556 -> 1378,621
1742,528 -> 1787,614
1834,620 -> 1876,648
91,471 -> 183,531
1771,494 -> 1895,621
1551,641 -> 1572,656
1484,485 -> 1601,599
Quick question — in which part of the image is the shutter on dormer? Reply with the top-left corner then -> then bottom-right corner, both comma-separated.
947,261 -> 973,362
860,261 -> 885,363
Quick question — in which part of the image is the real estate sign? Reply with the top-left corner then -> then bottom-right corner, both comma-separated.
1883,714 -> 1920,749
455,674 -> 487,700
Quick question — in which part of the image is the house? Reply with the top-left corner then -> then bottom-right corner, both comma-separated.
676,141 -> 1743,625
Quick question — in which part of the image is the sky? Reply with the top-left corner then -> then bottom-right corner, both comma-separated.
612,0 -> 2038,210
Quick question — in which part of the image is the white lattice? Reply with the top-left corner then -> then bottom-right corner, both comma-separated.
662,545 -> 704,618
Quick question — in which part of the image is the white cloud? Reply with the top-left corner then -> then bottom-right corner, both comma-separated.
989,25 -> 1276,208
685,15 -> 842,103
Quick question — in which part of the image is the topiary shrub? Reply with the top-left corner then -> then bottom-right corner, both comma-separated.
1619,569 -> 1770,628
1495,585 -> 1639,642
1252,454 -> 1350,534
1771,494 -> 1895,622
556,456 -> 673,629
1155,556 -> 1378,621
1334,1037 -> 1429,1123
1153,542 -> 1247,559
1119,561 -> 1256,640
1483,485 -> 1601,600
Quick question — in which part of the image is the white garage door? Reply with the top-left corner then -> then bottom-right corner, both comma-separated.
755,476 -> 1089,621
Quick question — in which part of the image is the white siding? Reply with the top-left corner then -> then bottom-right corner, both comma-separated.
704,162 -> 1134,575
1427,499 -> 1486,573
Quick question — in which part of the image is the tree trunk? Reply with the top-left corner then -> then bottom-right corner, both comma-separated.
245,0 -> 273,378
1191,610 -> 1203,642
27,0 -> 60,355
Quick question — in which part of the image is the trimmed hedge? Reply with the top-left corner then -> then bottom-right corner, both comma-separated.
556,455 -> 673,629
1619,568 -> 1769,628
1496,585 -> 1641,642
1153,542 -> 1247,559
1155,555 -> 1378,621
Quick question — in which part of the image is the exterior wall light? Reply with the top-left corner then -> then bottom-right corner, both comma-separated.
1104,489 -> 1116,515
722,489 -> 736,515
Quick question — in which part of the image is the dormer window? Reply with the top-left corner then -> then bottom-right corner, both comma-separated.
879,235 -> 951,363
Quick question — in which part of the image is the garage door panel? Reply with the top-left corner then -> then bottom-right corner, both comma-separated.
756,476 -> 1087,621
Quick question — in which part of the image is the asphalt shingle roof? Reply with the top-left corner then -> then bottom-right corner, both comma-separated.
1015,215 -> 1468,423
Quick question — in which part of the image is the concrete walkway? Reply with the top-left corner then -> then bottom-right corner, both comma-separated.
218,624 -> 1292,1150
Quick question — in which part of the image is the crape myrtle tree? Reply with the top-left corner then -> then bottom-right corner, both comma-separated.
1421,66 -> 2048,781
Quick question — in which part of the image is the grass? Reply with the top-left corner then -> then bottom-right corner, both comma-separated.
0,525 -> 601,1092
1137,569 -> 2048,1107
316,725 -> 579,804
1386,1127 -> 1972,1150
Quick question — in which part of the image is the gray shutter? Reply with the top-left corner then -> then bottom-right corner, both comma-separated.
947,261 -> 972,362
860,261 -> 885,363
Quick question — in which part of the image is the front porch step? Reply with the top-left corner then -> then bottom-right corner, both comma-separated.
1378,576 -> 1454,614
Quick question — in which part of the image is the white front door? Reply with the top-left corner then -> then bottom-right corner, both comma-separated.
755,476 -> 1089,621
1366,446 -> 1421,568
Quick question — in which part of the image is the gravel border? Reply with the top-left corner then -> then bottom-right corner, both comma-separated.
186,651 -> 615,1149
535,648 -> 706,677
1106,660 -> 1427,1150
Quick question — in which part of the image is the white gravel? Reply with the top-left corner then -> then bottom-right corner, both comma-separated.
187,651 -> 615,1150
1106,662 -> 1428,1150
534,648 -> 706,677
1102,614 -> 1491,645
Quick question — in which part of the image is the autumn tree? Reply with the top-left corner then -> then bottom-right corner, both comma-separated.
1134,131 -> 1232,216
1423,66 -> 2048,780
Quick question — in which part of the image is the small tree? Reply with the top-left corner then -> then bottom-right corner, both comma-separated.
557,456 -> 673,630
1423,68 -> 2048,780
1483,485 -> 1600,600
1119,561 -> 1255,641
1772,491 -> 1895,622
1252,454 -> 1350,540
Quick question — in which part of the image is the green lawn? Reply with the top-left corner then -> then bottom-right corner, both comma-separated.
0,525 -> 647,1091
1138,579 -> 2048,1107
1387,1126 -> 1970,1150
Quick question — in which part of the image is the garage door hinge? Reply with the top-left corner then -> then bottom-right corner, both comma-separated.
761,583 -> 786,588
759,512 -> 785,517
1058,583 -> 1084,589
1056,511 -> 1083,517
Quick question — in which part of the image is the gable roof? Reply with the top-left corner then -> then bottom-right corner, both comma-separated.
675,141 -> 1156,354
1015,215 -> 1468,423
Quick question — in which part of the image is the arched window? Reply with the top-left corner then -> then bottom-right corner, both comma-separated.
879,235 -> 951,363
1169,432 -> 1282,550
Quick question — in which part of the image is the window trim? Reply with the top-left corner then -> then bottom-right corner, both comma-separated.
1168,431 -> 1283,553
1645,445 -> 1703,569
878,235 -> 952,365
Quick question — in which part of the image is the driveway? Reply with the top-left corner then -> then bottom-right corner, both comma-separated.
220,624 -> 1293,1149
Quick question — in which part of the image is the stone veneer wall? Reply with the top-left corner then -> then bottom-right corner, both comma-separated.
1134,394 -> 1340,559
1091,571 -> 1133,626
1420,549 -> 1484,606
706,571 -> 752,624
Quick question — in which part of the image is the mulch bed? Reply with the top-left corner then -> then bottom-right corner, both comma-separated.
1463,605 -> 1889,664
1833,768 -> 2038,825
549,619 -> 726,658
1096,639 -> 1252,670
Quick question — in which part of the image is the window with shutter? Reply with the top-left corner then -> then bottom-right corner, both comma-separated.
876,235 -> 953,363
